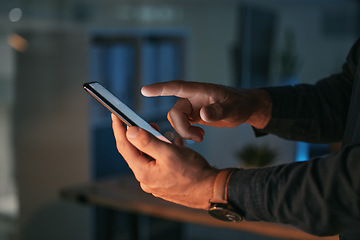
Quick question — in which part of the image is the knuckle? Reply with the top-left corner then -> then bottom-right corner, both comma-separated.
135,168 -> 151,185
168,108 -> 180,121
168,107 -> 176,116
140,183 -> 152,194
152,193 -> 160,198
167,111 -> 172,121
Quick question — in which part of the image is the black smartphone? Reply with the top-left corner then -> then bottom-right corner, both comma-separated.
83,82 -> 170,143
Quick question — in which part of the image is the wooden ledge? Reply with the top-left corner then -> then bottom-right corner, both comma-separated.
61,175 -> 338,240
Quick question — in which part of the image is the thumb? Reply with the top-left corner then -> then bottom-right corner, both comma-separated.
126,126 -> 170,160
200,102 -> 232,123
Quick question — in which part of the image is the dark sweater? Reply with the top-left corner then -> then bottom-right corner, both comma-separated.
228,39 -> 360,240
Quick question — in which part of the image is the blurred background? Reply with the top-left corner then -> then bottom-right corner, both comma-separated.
0,0 -> 359,239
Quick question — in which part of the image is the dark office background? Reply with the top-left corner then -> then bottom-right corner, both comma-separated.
0,0 -> 359,239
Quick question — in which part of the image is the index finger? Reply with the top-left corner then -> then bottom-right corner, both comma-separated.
141,80 -> 202,99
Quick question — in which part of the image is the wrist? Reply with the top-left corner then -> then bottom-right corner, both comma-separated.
245,89 -> 272,129
208,168 -> 244,222
191,167 -> 220,210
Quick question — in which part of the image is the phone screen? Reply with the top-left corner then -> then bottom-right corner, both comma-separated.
83,82 -> 170,143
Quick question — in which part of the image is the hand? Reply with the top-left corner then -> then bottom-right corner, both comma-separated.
141,80 -> 272,142
111,114 -> 219,209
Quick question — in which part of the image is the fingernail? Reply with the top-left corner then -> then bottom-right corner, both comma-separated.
141,87 -> 149,96
206,108 -> 215,121
127,127 -> 140,139
201,107 -> 214,122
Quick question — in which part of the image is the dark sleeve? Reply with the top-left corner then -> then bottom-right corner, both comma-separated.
256,39 -> 360,143
228,143 -> 360,236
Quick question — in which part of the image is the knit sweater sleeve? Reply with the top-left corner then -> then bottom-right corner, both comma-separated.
255,39 -> 360,143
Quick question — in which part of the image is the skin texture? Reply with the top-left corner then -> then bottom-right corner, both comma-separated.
112,80 -> 272,209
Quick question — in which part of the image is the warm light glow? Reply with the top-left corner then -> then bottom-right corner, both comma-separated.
8,33 -> 28,52
9,8 -> 22,22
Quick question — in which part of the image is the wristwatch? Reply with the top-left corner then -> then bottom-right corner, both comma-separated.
208,168 -> 244,222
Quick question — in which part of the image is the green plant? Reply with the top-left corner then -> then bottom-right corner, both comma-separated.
236,144 -> 277,167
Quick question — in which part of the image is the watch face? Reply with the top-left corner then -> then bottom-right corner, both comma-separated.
208,204 -> 243,222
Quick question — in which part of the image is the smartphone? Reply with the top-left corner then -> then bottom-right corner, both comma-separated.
83,82 -> 170,143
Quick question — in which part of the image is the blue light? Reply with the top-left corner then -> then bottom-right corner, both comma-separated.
296,142 -> 309,162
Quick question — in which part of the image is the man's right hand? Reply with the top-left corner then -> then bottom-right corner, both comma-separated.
141,80 -> 272,142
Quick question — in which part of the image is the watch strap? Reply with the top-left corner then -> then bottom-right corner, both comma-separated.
210,168 -> 237,204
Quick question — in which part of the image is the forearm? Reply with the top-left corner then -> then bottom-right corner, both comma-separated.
243,74 -> 351,142
228,143 -> 360,236
254,39 -> 359,143
258,76 -> 352,143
